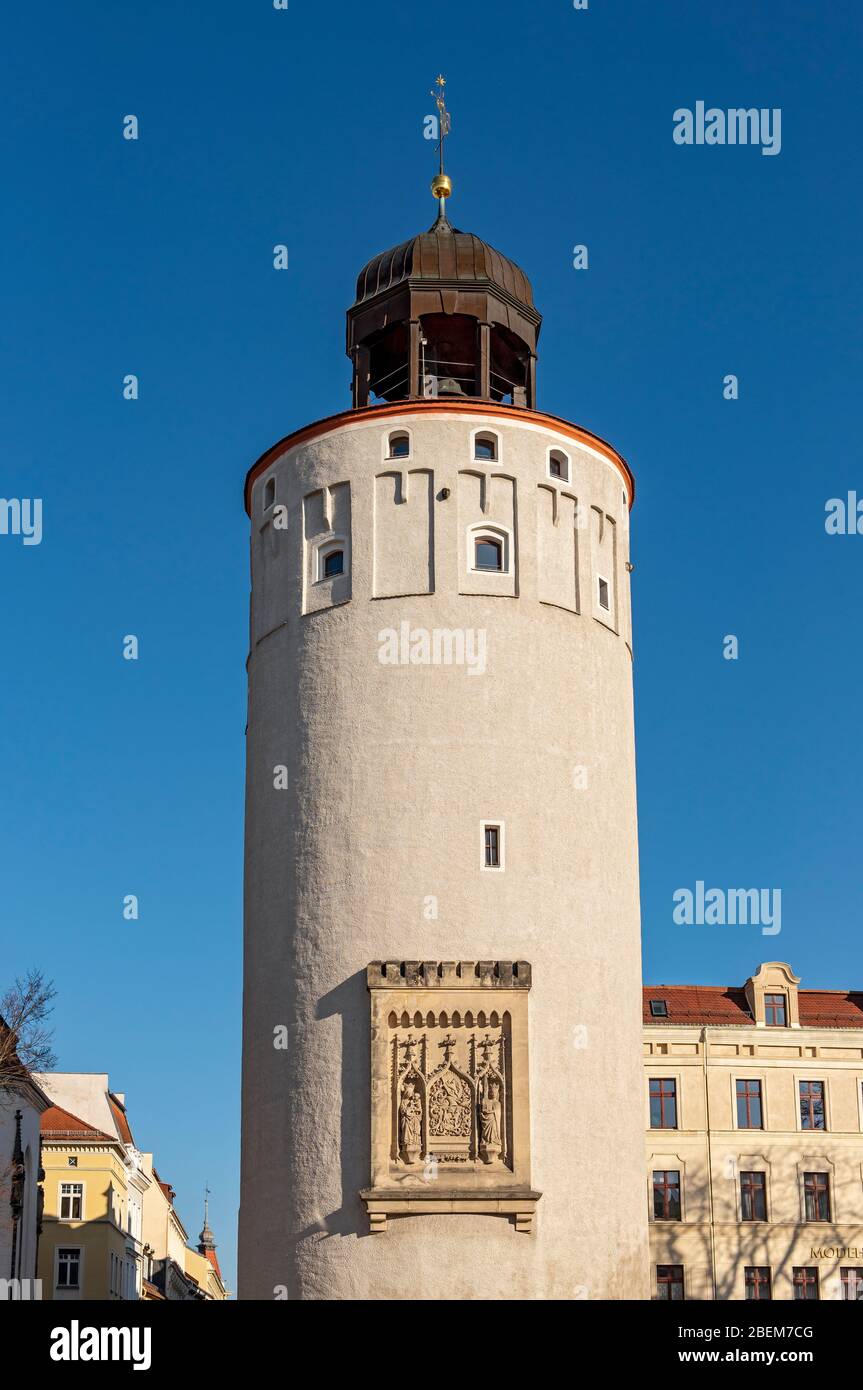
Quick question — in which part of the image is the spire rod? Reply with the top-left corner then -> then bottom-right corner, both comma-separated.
430,74 -> 452,220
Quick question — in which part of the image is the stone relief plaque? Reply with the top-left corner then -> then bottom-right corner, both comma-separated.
362,961 -> 540,1233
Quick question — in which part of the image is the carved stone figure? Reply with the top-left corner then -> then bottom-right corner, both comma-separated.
399,1079 -> 422,1164
479,1076 -> 502,1163
429,1068 -> 471,1138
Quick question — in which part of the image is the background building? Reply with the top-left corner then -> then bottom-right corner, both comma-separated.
239,157 -> 649,1300
0,1021 -> 49,1291
35,1073 -> 226,1300
645,961 -> 863,1300
36,1075 -> 147,1300
142,1159 -> 227,1300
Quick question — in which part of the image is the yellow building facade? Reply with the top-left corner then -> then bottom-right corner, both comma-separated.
645,961 -> 863,1300
38,1099 -> 144,1300
36,1074 -> 226,1301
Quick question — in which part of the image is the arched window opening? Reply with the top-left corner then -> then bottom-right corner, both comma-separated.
474,433 -> 498,462
388,432 -> 410,459
323,549 -> 345,579
474,537 -> 503,572
549,449 -> 569,481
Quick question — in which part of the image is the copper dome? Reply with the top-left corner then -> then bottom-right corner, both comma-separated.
353,215 -> 535,312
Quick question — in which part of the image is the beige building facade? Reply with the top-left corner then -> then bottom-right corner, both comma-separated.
645,961 -> 863,1301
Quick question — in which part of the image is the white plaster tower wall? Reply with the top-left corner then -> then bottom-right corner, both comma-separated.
239,401 -> 649,1300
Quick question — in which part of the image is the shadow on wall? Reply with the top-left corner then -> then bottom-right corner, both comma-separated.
295,970 -> 370,1242
653,1169 -> 855,1300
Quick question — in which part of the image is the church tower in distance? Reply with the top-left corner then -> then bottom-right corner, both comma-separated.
239,94 -> 649,1299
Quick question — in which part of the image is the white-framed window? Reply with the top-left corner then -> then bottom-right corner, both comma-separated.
59,1181 -> 83,1220
467,523 -> 511,575
480,821 -> 505,871
597,576 -> 610,611
315,538 -> 349,583
471,429 -> 500,463
56,1246 -> 82,1289
386,430 -> 411,460
548,447 -> 570,482
263,475 -> 276,510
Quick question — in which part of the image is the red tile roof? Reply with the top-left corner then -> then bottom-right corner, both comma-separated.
41,1103 -> 116,1142
204,1247 -> 222,1278
108,1093 -> 134,1146
644,985 -> 863,1029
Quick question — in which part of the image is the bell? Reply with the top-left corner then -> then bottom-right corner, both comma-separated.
436,376 -> 466,396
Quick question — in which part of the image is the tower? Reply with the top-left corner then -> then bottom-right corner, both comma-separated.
197,1187 -> 219,1267
239,97 -> 649,1300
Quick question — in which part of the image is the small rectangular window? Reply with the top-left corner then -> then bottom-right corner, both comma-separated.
649,999 -> 668,1018
745,1266 -> 772,1300
803,1172 -> 830,1222
57,1248 -> 81,1289
740,1171 -> 767,1221
765,993 -> 787,1026
264,476 -> 276,509
60,1182 -> 83,1220
649,1078 -> 677,1129
736,1079 -> 763,1129
800,1080 -> 825,1131
68,1156 -> 78,1167
652,1170 -> 681,1220
841,1268 -> 863,1300
484,825 -> 500,868
597,577 -> 610,611
656,1265 -> 685,1300
793,1267 -> 819,1301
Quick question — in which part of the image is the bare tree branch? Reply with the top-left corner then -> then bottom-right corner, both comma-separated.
0,969 -> 57,1083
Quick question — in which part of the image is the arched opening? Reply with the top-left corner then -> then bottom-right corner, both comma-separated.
474,536 -> 503,571
321,548 -> 345,580
549,449 -> 569,481
388,431 -> 410,459
474,433 -> 498,462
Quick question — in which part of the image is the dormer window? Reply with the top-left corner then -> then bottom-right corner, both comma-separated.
388,432 -> 410,459
474,537 -> 503,571
548,449 -> 569,481
649,1000 -> 668,1018
474,433 -> 498,462
765,993 -> 787,1027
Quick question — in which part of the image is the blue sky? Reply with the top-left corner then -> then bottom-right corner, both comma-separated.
2,0 -> 860,1293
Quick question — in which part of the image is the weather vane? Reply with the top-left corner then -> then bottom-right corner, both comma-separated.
430,74 -> 452,207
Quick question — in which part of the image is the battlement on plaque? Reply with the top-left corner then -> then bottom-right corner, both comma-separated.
366,960 -> 532,989
363,956 -> 539,1233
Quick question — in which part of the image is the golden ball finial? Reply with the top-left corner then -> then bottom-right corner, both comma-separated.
431,173 -> 452,200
